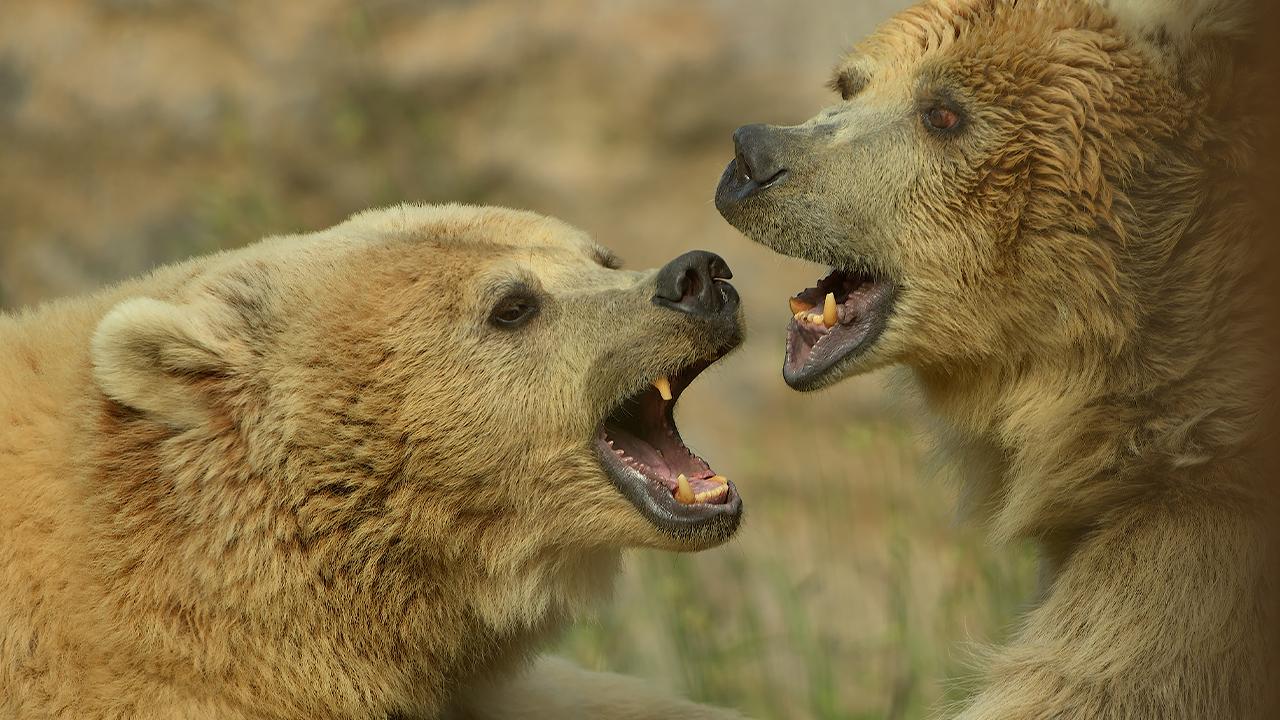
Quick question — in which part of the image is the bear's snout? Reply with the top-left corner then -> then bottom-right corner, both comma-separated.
715,123 -> 791,212
651,250 -> 739,321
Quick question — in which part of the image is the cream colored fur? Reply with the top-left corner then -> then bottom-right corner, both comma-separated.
449,657 -> 746,720
0,204 -> 745,719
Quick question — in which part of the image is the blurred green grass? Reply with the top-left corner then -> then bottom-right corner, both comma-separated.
559,411 -> 1035,719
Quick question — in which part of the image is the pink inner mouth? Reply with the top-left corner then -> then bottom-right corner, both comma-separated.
598,365 -> 730,505
786,268 -> 891,375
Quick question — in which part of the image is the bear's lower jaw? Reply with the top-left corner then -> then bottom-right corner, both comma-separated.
593,359 -> 743,539
596,437 -> 742,540
783,268 -> 897,391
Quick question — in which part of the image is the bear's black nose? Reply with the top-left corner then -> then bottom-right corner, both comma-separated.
715,124 -> 791,213
652,250 -> 738,318
732,123 -> 789,188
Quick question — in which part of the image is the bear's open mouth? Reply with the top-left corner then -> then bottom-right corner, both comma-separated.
594,358 -> 741,532
783,268 -> 896,389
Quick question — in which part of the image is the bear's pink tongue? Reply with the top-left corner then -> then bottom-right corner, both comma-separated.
783,268 -> 888,373
603,424 -> 729,504
600,375 -> 731,506
604,424 -> 671,475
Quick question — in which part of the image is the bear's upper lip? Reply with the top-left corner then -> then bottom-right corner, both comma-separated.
783,268 -> 897,389
594,355 -> 742,534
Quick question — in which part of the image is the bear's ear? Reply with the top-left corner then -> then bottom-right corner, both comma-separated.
1107,0 -> 1253,68
1107,0 -> 1255,118
1106,0 -> 1251,45
91,297 -> 246,428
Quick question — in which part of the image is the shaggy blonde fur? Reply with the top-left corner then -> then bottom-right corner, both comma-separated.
717,0 -> 1272,716
0,204 -> 746,719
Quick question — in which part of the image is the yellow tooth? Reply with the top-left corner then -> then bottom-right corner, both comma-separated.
695,485 -> 729,503
653,376 -> 673,401
823,293 -> 838,328
675,474 -> 696,504
809,313 -> 824,325
789,298 -> 815,315
710,475 -> 728,485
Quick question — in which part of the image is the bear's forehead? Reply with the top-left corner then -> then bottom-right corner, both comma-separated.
348,202 -> 597,254
336,203 -> 628,289
317,201 -> 608,266
843,0 -> 1098,68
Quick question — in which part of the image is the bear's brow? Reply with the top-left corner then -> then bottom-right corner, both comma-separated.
480,271 -> 542,300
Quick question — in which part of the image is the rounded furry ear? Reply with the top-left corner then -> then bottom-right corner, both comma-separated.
1107,0 -> 1250,38
1106,0 -> 1254,66
91,297 -> 243,427
1106,0 -> 1256,120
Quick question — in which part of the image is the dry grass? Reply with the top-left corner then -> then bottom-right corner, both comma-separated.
0,0 -> 1036,716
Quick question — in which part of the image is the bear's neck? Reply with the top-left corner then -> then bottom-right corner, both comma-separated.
81,407 -> 619,716
911,210 -> 1265,553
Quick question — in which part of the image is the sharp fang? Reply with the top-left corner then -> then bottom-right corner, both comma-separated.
710,475 -> 728,485
653,376 -> 673,401
823,293 -> 838,328
789,298 -> 815,315
675,473 -> 696,504
694,485 -> 728,503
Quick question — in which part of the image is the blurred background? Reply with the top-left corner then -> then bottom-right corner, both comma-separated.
0,1 -> 1034,717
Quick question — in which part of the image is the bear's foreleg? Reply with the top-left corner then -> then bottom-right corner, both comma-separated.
447,655 -> 749,720
956,499 -> 1267,719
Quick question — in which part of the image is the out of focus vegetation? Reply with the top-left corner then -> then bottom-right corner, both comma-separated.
0,1 -> 1034,716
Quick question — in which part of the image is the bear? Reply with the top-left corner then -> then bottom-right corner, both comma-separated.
714,0 -> 1272,717
0,203 -> 750,720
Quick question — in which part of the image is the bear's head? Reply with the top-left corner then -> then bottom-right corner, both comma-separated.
714,0 -> 1254,394
88,205 -> 745,598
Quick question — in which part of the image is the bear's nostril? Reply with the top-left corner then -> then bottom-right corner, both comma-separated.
682,268 -> 704,303
652,250 -> 737,319
735,150 -> 754,182
731,123 -> 788,186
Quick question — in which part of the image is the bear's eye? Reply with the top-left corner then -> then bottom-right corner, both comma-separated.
489,293 -> 540,329
923,106 -> 962,132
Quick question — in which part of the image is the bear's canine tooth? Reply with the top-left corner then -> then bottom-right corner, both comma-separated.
675,474 -> 696,504
710,475 -> 728,485
653,376 -> 673,401
823,293 -> 838,328
694,485 -> 728,503
789,298 -> 815,315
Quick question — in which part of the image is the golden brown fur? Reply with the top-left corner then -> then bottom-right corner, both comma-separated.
0,204 -> 746,719
717,0 -> 1272,716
